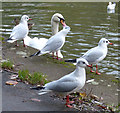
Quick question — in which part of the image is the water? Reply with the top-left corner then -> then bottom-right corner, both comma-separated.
1,2 -> 119,76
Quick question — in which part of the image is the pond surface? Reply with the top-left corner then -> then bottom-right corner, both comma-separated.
1,2 -> 119,76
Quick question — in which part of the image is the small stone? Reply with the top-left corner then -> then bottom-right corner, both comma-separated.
107,84 -> 111,87
91,81 -> 99,85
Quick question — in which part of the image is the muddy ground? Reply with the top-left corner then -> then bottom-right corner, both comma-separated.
2,41 -> 119,112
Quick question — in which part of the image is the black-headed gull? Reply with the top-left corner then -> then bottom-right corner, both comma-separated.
7,15 -> 32,46
13,18 -> 34,30
31,58 -> 91,108
107,2 -> 116,10
24,13 -> 65,59
30,25 -> 70,60
65,38 -> 113,75
24,36 -> 63,58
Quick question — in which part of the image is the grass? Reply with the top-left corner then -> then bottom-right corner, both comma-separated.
18,70 -> 49,85
111,79 -> 119,84
0,37 -> 4,41
1,60 -> 14,70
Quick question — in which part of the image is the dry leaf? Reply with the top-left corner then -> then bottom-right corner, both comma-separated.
31,98 -> 41,102
10,74 -> 18,80
90,94 -> 100,101
80,92 -> 87,97
6,80 -> 18,85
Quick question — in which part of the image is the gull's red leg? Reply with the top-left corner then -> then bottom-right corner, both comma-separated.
56,51 -> 62,60
65,95 -> 74,108
15,41 -> 19,47
23,39 -> 26,47
90,64 -> 95,73
96,64 -> 101,75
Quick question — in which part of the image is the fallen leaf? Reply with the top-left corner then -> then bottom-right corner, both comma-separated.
16,51 -> 27,56
91,81 -> 99,85
80,92 -> 87,98
10,74 -> 18,80
31,98 -> 41,102
90,94 -> 100,101
6,80 -> 18,85
86,79 -> 94,83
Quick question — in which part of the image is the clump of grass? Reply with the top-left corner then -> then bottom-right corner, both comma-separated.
0,37 -> 4,41
111,79 -> 119,84
1,60 -> 14,70
18,70 -> 49,85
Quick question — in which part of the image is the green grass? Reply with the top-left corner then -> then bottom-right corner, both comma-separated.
111,79 -> 119,84
0,37 -> 4,41
1,60 -> 14,70
18,70 -> 49,85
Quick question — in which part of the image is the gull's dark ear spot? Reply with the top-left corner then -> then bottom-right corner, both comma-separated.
82,62 -> 85,64
106,41 -> 108,43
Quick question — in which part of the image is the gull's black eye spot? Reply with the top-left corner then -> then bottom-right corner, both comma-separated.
106,41 -> 108,43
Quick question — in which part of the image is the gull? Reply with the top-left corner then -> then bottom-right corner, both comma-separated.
24,36 -> 63,58
13,17 -> 34,29
107,2 -> 116,10
7,15 -> 32,46
24,13 -> 66,59
31,58 -> 91,108
29,25 -> 70,60
65,38 -> 113,75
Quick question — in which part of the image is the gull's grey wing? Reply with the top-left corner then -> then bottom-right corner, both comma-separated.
82,47 -> 104,63
10,23 -> 28,40
45,78 -> 78,92
42,41 -> 63,52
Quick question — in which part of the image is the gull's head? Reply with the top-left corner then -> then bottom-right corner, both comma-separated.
63,25 -> 70,32
21,15 -> 32,22
109,2 -> 112,5
98,38 -> 113,46
76,58 -> 91,68
51,13 -> 66,26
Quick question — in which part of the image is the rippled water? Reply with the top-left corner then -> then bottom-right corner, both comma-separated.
1,2 -> 119,76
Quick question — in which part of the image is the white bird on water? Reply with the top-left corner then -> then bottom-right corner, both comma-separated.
65,38 -> 113,75
24,13 -> 66,59
31,58 -> 91,108
7,15 -> 32,46
107,2 -> 116,10
29,25 -> 70,60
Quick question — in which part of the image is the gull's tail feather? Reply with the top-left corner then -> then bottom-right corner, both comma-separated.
65,59 -> 77,63
6,38 -> 16,43
29,50 -> 41,57
38,90 -> 52,95
30,86 -> 44,90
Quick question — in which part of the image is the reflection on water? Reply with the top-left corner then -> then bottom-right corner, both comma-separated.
1,2 -> 119,75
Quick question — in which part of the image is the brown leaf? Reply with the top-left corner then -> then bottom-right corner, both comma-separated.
80,92 -> 87,97
31,98 -> 41,102
6,80 -> 18,85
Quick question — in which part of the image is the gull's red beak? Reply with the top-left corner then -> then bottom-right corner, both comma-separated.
87,65 -> 92,67
109,43 -> 113,45
29,18 -> 32,20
